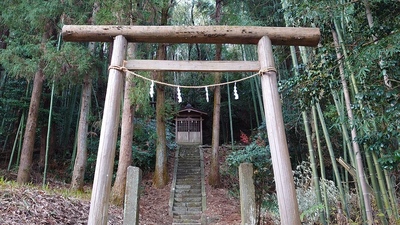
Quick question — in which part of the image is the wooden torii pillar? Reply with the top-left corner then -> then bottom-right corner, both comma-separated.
62,25 -> 320,225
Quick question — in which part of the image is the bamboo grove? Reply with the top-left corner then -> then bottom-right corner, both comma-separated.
0,0 -> 399,224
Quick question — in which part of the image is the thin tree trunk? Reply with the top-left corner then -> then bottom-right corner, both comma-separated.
153,45 -> 168,188
209,0 -> 223,187
71,2 -> 98,191
71,73 -> 92,191
17,68 -> 44,183
110,1 -> 137,203
111,41 -> 136,203
332,27 -> 374,224
17,23 -> 51,183
152,0 -> 171,188
209,78 -> 221,187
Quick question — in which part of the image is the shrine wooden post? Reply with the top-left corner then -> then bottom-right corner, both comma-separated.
258,36 -> 301,224
62,25 -> 319,225
87,35 -> 127,225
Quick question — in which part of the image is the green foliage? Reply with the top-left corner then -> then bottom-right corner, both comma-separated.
130,118 -> 177,171
0,77 -> 29,149
225,128 -> 273,224
293,162 -> 339,224
300,203 -> 324,223
43,42 -> 96,85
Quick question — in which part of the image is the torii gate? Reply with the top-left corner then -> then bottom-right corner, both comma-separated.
62,25 -> 320,225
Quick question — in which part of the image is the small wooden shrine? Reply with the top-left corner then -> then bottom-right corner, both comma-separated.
175,104 -> 207,145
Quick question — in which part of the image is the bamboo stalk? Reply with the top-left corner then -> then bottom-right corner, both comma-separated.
242,45 -> 260,127
332,27 -> 374,224
8,114 -> 23,170
384,170 -> 399,220
365,149 -> 387,224
302,110 -> 326,224
42,80 -> 55,188
253,77 -> 265,124
226,75 -> 234,150
316,103 -> 348,216
373,151 -> 393,218
312,105 -> 330,222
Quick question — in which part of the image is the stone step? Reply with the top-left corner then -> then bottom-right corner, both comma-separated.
179,157 -> 200,160
179,159 -> 200,162
175,188 -> 201,194
173,206 -> 202,212
178,163 -> 201,166
174,192 -> 202,198
177,171 -> 201,175
175,184 -> 201,189
176,179 -> 201,183
173,211 -> 202,216
177,171 -> 201,176
176,175 -> 201,179
177,172 -> 201,176
177,170 -> 201,175
173,201 -> 202,207
176,178 -> 201,181
172,222 -> 201,225
178,163 -> 201,167
174,197 -> 202,202
173,214 -> 202,220
176,181 -> 201,186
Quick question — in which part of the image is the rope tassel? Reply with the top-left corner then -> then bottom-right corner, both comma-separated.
149,80 -> 154,98
205,87 -> 209,102
234,82 -> 239,100
177,87 -> 182,103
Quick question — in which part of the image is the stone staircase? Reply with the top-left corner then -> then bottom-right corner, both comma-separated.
170,145 -> 205,225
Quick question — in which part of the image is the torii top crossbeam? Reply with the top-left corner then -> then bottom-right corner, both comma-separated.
62,25 -> 320,46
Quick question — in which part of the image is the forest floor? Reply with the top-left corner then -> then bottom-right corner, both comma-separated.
0,146 -> 241,224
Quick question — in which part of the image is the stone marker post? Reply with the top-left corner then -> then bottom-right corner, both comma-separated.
239,163 -> 256,225
123,166 -> 142,225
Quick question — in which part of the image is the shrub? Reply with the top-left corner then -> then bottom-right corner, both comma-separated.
225,130 -> 273,224
131,118 -> 176,171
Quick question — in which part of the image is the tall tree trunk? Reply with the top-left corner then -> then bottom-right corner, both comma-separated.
332,27 -> 374,224
111,40 -> 136,204
111,0 -> 137,201
71,2 -> 98,191
209,0 -> 223,188
153,0 -> 171,188
153,44 -> 168,188
17,24 -> 51,184
71,73 -> 92,191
